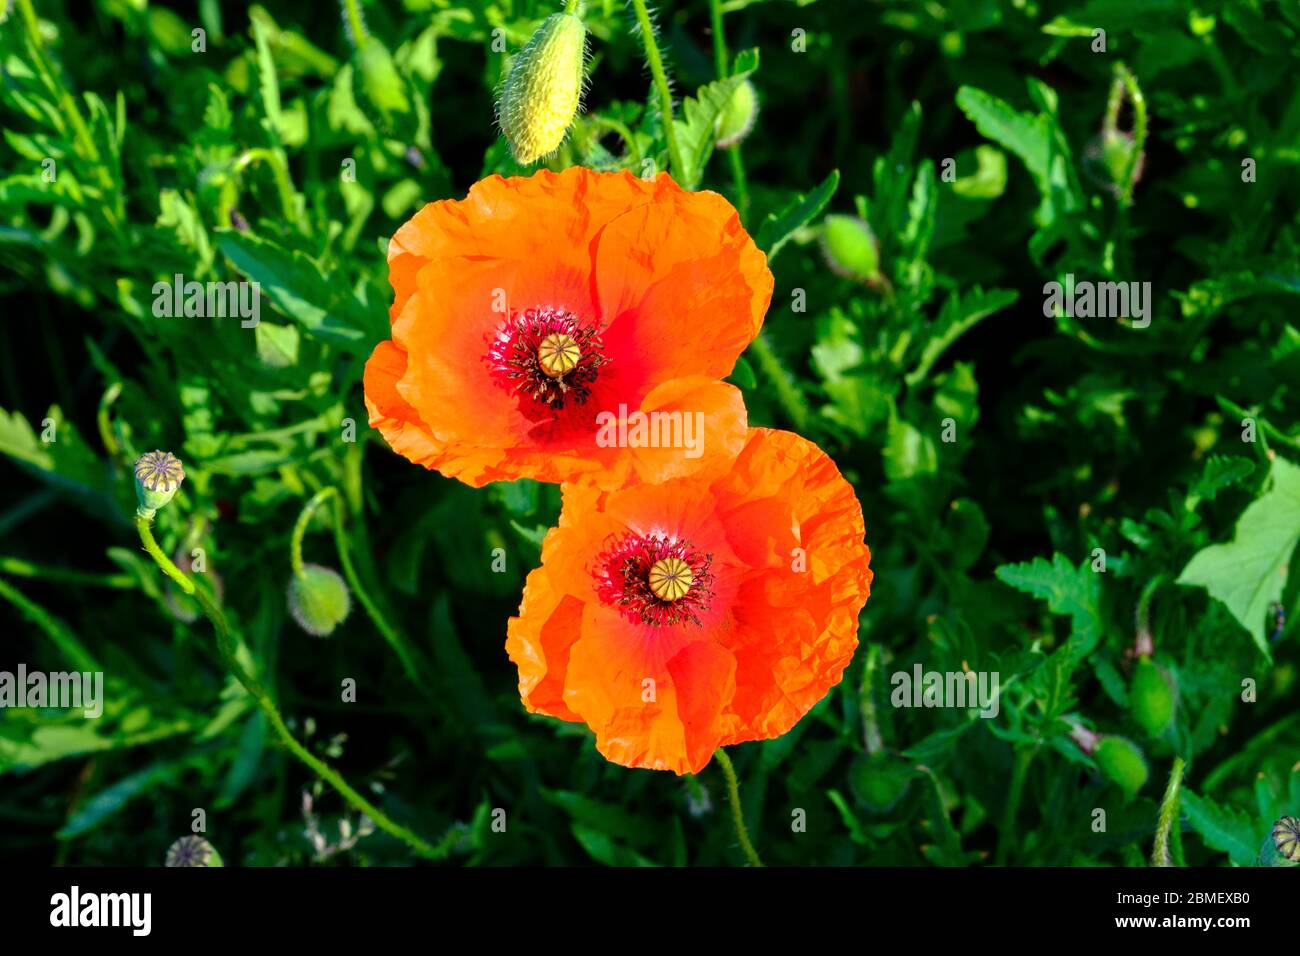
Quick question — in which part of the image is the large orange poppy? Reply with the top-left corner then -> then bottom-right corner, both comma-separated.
364,167 -> 773,488
506,428 -> 873,774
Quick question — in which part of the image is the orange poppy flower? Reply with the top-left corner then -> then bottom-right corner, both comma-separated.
364,167 -> 773,488
506,428 -> 873,774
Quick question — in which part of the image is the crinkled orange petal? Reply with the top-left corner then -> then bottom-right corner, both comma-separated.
365,167 -> 772,488
506,428 -> 873,773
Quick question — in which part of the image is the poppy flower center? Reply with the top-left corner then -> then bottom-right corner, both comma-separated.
487,307 -> 608,410
594,531 -> 714,627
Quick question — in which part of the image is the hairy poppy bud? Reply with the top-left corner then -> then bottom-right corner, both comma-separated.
1093,735 -> 1148,799
498,13 -> 587,165
287,563 -> 351,637
165,835 -> 223,867
1129,658 -> 1176,737
1258,816 -> 1300,866
134,450 -> 184,519
715,79 -> 759,149
820,214 -> 880,283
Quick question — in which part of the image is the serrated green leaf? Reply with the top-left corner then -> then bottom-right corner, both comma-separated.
1182,789 -> 1260,866
995,554 -> 1103,656
671,48 -> 758,189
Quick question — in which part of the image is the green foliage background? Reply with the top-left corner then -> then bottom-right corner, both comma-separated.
2,0 -> 1299,866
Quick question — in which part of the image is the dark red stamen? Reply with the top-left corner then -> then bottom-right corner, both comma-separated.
487,307 -> 608,410
593,531 -> 714,627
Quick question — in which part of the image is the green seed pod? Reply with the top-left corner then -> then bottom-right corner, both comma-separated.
165,835 -> 223,867
715,79 -> 759,149
1094,735 -> 1148,799
820,214 -> 880,282
1258,816 -> 1300,866
1130,658 -> 1177,737
850,752 -> 912,813
134,450 -> 184,519
498,13 -> 587,165
287,564 -> 352,637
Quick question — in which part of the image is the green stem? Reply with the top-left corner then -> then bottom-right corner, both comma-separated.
135,514 -> 445,859
859,643 -> 884,755
0,556 -> 134,589
1216,396 -> 1300,452
713,748 -> 763,866
995,745 -> 1034,865
629,0 -> 685,182
564,0 -> 580,14
746,335 -> 810,431
1152,757 -> 1185,867
291,488 -> 334,578
328,492 -> 424,683
708,0 -> 750,220
1114,63 -> 1147,208
343,0 -> 368,46
1134,573 -> 1167,657
231,148 -> 303,232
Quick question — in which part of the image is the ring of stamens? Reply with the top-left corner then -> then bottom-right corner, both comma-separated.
486,307 -> 609,411
594,532 -> 714,627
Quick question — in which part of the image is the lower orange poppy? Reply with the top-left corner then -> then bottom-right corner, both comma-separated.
506,428 -> 873,774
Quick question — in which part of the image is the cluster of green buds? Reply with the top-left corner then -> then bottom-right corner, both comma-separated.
498,11 -> 588,165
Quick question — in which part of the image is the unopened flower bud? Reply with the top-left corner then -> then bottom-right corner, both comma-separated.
1093,735 -> 1148,799
287,564 -> 352,637
134,451 -> 184,519
820,214 -> 880,283
165,835 -> 223,867
715,79 -> 759,149
498,13 -> 587,165
1129,658 -> 1177,737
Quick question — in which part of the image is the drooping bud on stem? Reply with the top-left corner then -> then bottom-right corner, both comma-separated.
498,12 -> 587,165
288,563 -> 352,637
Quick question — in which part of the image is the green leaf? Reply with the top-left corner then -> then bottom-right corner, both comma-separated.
1182,789 -> 1260,866
755,169 -> 839,262
671,48 -> 759,189
216,232 -> 368,348
1188,455 -> 1255,504
995,554 -> 1103,656
1178,456 -> 1300,655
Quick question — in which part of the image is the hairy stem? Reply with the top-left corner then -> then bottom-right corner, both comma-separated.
713,748 -> 763,866
1152,757 -> 1185,867
629,0 -> 685,181
136,514 -> 445,859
